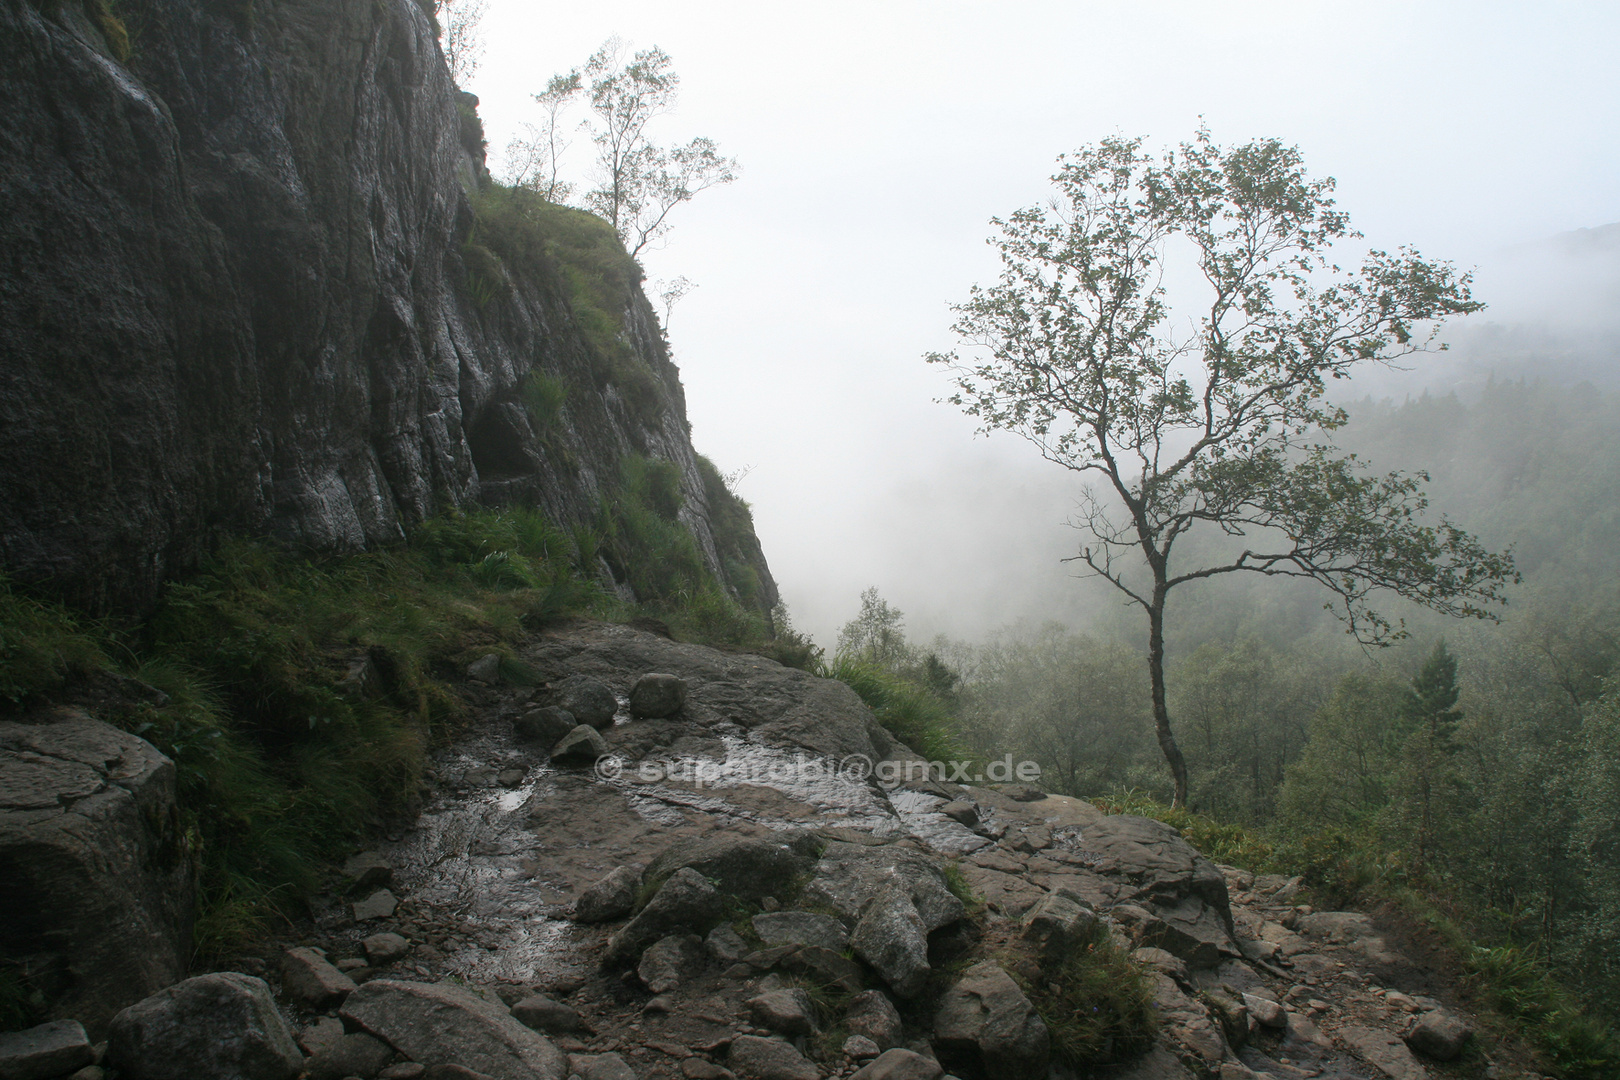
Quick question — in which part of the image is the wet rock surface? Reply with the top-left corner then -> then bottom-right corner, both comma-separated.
61,624 -> 1520,1080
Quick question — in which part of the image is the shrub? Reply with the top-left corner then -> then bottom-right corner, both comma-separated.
1016,922 -> 1157,1069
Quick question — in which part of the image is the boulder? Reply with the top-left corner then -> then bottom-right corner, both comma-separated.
848,1049 -> 941,1080
1338,1025 -> 1426,1080
604,868 -> 724,966
341,979 -> 565,1080
752,911 -> 849,952
644,836 -> 812,904
568,1053 -> 637,1080
282,946 -> 358,1008
305,1031 -> 395,1080
1200,987 -> 1248,1050
1019,891 -> 1096,963
549,726 -> 610,766
425,1068 -> 497,1080
628,674 -> 687,718
514,707 -> 576,748
363,932 -> 411,965
706,924 -> 750,963
1241,992 -> 1287,1029
844,990 -> 904,1050
747,989 -> 818,1036
573,865 -> 643,924
300,1016 -> 347,1057
852,887 -> 932,998
106,972 -> 302,1080
354,888 -> 399,921
638,934 -> 707,993
1404,1010 -> 1471,1061
933,961 -> 1049,1080
551,676 -> 619,730
0,715 -> 194,1035
1079,816 -> 1236,967
843,1035 -> 881,1060
727,1035 -> 818,1080
511,994 -> 585,1035
938,801 -> 978,828
0,1019 -> 94,1080
467,654 -> 503,684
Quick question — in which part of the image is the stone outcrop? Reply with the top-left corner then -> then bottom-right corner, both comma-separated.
106,972 -> 302,1080
0,0 -> 775,614
933,960 -> 1050,1080
0,713 -> 192,1036
18,625 -> 1508,1080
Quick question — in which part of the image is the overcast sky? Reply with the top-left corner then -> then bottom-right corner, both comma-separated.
459,1 -> 1620,648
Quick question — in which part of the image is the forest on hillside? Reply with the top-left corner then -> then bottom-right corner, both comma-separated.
830,374 -> 1620,1047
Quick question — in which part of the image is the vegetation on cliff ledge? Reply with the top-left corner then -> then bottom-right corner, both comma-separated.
0,492 -> 800,1021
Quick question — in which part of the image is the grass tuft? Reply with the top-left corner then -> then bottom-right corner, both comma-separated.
825,656 -> 966,763
1015,923 -> 1158,1069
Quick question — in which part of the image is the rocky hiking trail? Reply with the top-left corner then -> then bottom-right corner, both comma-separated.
2,623 -> 1513,1080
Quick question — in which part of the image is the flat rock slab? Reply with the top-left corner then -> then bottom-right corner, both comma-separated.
751,911 -> 849,952
341,979 -> 566,1080
0,1019 -> 95,1080
1338,1025 -> 1428,1080
354,888 -> 399,921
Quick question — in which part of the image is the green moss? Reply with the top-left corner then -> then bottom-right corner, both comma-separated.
455,93 -> 486,160
695,454 -> 772,611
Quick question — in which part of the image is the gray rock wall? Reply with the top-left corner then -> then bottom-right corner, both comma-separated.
0,0 -> 775,612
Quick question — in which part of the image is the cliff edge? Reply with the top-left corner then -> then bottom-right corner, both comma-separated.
0,0 -> 773,613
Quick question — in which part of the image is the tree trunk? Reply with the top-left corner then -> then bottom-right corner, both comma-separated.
1147,595 -> 1190,807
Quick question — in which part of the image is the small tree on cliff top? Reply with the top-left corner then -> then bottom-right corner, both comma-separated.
579,38 -> 739,258
927,131 -> 1517,806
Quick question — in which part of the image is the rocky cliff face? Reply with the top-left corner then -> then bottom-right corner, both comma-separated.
0,0 -> 773,612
